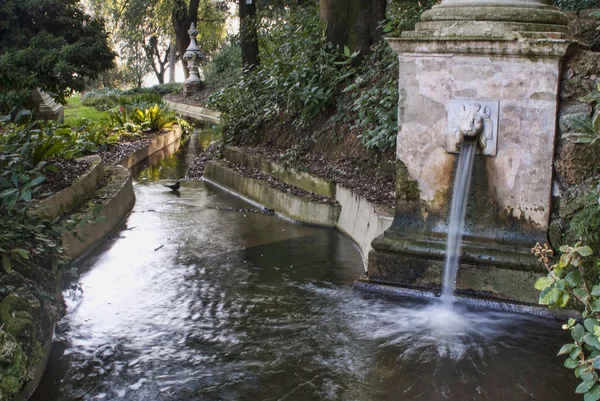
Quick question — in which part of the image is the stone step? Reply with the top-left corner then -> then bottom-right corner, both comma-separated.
204,160 -> 341,227
61,165 -> 135,260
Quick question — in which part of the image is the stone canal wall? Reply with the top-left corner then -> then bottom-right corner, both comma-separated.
4,126 -> 183,401
204,147 -> 393,265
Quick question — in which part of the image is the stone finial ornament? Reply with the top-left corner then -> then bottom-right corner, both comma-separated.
453,103 -> 493,150
183,22 -> 205,95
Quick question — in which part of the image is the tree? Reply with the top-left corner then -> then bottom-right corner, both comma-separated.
121,38 -> 153,88
172,0 -> 228,78
0,0 -> 115,112
239,0 -> 260,69
319,0 -> 386,55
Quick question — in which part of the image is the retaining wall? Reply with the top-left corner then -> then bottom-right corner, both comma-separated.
164,99 -> 220,123
210,149 -> 393,265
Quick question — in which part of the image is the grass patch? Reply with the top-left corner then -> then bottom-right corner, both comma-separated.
64,96 -> 110,126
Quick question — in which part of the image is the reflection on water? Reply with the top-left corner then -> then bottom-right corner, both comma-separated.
31,132 -> 579,401
132,122 -> 216,181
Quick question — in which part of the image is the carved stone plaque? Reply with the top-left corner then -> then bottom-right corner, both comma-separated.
446,99 -> 499,156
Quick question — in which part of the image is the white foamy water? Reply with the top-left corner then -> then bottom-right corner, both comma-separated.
442,141 -> 477,301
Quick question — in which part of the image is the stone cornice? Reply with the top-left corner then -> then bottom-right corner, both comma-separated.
386,36 -> 573,59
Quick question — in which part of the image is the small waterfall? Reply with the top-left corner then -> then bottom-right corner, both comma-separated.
441,140 -> 477,302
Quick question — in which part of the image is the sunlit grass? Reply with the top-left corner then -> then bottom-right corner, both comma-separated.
64,95 -> 110,126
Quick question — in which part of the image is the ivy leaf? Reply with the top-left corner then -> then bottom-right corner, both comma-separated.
585,318 -> 600,333
578,379 -> 597,394
535,276 -> 554,291
566,271 -> 582,287
540,287 -> 562,305
578,246 -> 594,257
591,300 -> 600,313
565,358 -> 580,369
584,333 -> 600,350
576,287 -> 590,302
343,46 -> 351,58
592,286 -> 600,297
12,248 -> 29,260
584,385 -> 600,401
2,255 -> 11,273
573,324 -> 586,342
558,343 -> 576,355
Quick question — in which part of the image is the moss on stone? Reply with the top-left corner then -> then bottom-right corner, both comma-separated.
0,330 -> 27,399
0,295 -> 44,378
395,160 -> 420,202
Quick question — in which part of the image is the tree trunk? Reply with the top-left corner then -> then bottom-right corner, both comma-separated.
169,42 -> 177,83
239,0 -> 259,69
319,0 -> 386,56
172,0 -> 200,79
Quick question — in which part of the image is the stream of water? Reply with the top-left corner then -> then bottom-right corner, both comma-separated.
31,130 -> 580,400
441,141 -> 476,302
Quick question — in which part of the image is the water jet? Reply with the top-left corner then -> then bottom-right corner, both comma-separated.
359,0 -> 575,308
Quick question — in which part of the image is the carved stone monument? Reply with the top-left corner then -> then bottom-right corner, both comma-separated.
360,0 -> 574,305
183,23 -> 205,96
31,89 -> 64,121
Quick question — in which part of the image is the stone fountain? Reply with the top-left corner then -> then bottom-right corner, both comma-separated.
360,0 -> 574,305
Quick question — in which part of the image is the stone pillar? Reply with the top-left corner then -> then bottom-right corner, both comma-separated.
183,23 -> 205,96
362,0 -> 574,305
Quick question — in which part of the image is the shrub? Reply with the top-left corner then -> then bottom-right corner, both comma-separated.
0,119 -> 68,272
565,84 -> 600,249
208,4 -> 356,144
204,42 -> 243,90
82,83 -> 181,111
207,0 -> 434,151
532,242 -> 600,400
554,0 -> 600,11
109,104 -> 177,133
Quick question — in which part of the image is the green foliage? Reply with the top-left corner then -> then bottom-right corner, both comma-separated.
0,0 -> 115,112
565,84 -> 600,250
533,242 -> 600,400
109,104 -> 177,134
0,119 -> 68,272
565,111 -> 600,145
571,190 -> 600,252
82,83 -> 182,112
383,0 -> 436,37
337,43 -> 398,150
204,42 -> 243,90
208,5 -> 356,144
207,0 -> 434,151
553,0 -> 600,11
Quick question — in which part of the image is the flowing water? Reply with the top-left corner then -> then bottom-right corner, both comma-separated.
31,131 -> 580,400
442,141 -> 476,302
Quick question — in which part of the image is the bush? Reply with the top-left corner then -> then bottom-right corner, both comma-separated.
0,0 -> 115,112
208,4 -> 356,144
204,42 -> 243,90
0,118 -> 68,272
554,0 -> 600,11
109,104 -> 177,134
82,83 -> 182,111
532,242 -> 600,400
207,0 -> 434,151
123,83 -> 183,96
